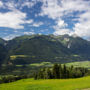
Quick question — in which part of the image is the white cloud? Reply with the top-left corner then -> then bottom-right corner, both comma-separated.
39,0 -> 90,19
3,34 -> 20,40
54,29 -> 72,35
3,30 -> 35,40
0,1 -> 35,29
3,31 -> 35,40
3,0 -> 37,10
39,0 -> 90,39
0,10 -> 33,29
21,1 -> 36,8
5,1 -> 18,10
53,19 -> 69,35
57,19 -> 67,28
39,0 -> 63,19
25,19 -> 33,24
71,11 -> 90,38
24,31 -> 35,35
31,22 -> 43,27
0,1 -> 4,8
74,20 -> 90,37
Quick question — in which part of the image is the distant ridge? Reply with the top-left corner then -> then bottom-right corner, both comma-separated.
0,34 -> 90,66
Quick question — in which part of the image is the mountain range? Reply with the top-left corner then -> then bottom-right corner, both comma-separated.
0,34 -> 90,67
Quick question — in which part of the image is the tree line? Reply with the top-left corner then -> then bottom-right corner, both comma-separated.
0,64 -> 89,84
0,75 -> 29,84
34,64 -> 88,79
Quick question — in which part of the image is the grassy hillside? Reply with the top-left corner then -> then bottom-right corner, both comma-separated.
0,76 -> 90,90
66,61 -> 90,69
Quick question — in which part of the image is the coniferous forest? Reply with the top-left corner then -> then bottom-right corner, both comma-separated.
34,64 -> 88,80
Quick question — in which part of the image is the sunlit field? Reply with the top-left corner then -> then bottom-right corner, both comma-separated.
0,76 -> 90,90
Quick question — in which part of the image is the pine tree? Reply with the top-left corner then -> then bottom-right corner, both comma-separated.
52,64 -> 60,79
59,64 -> 63,79
44,68 -> 52,79
37,69 -> 44,79
63,64 -> 67,78
34,72 -> 38,80
69,65 -> 74,78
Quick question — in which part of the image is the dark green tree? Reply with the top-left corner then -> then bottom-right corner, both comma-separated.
44,68 -> 52,79
59,64 -> 63,78
52,64 -> 60,79
63,64 -> 67,78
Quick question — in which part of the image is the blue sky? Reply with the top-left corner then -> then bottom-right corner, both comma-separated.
0,0 -> 90,40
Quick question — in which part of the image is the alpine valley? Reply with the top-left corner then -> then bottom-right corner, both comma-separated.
0,34 -> 90,75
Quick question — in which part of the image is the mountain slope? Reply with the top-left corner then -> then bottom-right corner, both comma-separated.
0,44 -> 7,66
0,38 -> 6,45
2,34 -> 90,65
6,35 -> 71,64
53,34 -> 90,56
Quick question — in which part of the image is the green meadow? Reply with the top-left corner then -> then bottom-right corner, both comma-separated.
0,76 -> 90,90
66,61 -> 90,68
10,55 -> 29,60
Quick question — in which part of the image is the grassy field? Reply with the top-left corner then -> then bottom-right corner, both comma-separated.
10,55 -> 29,60
29,61 -> 90,68
30,62 -> 53,67
66,61 -> 90,68
0,76 -> 90,90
